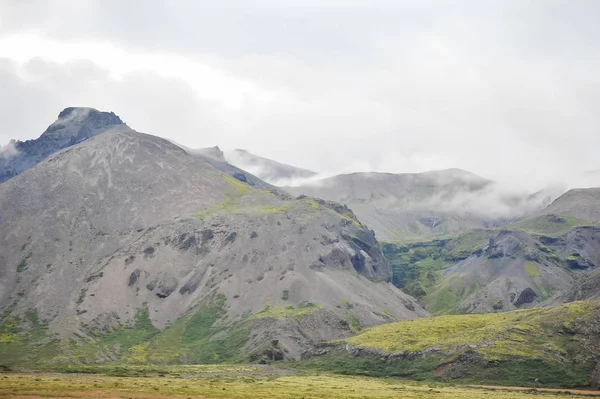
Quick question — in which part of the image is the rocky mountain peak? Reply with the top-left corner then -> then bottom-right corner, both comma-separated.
1,107 -> 126,183
41,107 -> 123,139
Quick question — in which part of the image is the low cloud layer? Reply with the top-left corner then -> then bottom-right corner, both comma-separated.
0,1 -> 599,191
0,140 -> 19,163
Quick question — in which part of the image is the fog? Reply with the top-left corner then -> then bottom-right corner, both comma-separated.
1,1 -> 599,193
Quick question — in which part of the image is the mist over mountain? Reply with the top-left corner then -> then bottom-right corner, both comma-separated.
225,149 -> 318,186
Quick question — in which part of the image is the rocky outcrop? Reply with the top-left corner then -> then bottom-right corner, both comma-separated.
0,107 -> 123,183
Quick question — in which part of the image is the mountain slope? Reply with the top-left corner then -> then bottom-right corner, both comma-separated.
385,190 -> 600,315
0,109 -> 425,366
286,169 -> 528,242
226,149 -> 317,185
540,188 -> 600,223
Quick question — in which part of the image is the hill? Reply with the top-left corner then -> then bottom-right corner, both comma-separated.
0,108 -> 424,367
383,192 -> 600,315
540,188 -> 600,223
287,170 -> 549,242
305,300 -> 600,388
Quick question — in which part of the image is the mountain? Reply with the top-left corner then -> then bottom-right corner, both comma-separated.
0,107 -> 123,183
384,189 -> 600,315
190,145 -> 226,162
286,169 -> 542,242
164,142 -> 275,190
0,108 -> 424,366
540,188 -> 600,223
225,149 -> 318,185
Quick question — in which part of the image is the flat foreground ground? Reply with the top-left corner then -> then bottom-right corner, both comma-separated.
1,367 -> 599,399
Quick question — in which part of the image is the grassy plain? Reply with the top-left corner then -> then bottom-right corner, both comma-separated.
1,368 -> 598,399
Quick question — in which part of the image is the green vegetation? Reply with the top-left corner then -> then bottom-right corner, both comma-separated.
288,301 -> 600,388
342,298 -> 353,309
346,301 -> 597,357
0,307 -> 60,366
15,252 -> 33,273
255,300 -> 321,320
302,300 -> 600,387
195,179 -> 294,221
1,371 -> 585,399
507,214 -> 597,237
382,232 -> 495,297
382,224 -> 583,315
142,294 -> 251,364
348,315 -> 362,332
50,296 -> 252,365
383,240 -> 450,298
281,290 -> 289,301
223,174 -> 254,195
76,288 -> 87,305
67,307 -> 159,364
524,261 -> 541,278
302,351 -> 593,388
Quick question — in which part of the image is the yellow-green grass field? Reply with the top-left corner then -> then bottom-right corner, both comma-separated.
1,368 -> 599,399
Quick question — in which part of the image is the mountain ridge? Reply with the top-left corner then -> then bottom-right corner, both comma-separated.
0,109 -> 425,365
0,107 -> 124,183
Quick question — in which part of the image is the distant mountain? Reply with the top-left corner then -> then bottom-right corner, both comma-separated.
287,169 -> 548,242
541,188 -> 600,222
0,108 -> 424,366
385,188 -> 600,315
0,107 -> 123,183
225,149 -> 318,185
190,145 -> 226,162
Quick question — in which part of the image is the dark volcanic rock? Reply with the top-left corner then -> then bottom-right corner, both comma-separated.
514,287 -> 538,307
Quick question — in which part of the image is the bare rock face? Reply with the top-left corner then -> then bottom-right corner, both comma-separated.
0,107 -> 123,183
0,111 -> 426,363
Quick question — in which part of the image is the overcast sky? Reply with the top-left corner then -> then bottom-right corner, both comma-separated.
0,0 -> 599,186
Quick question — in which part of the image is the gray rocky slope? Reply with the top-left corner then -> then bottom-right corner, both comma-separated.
0,109 -> 425,363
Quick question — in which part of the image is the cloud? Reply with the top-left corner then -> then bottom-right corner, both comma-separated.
0,1 -> 598,194
0,140 -> 19,163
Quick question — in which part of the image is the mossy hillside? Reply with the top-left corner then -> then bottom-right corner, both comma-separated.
382,232 -> 492,299
66,307 -> 160,364
296,301 -> 600,388
143,294 -> 252,364
524,261 -> 541,277
507,214 -> 597,237
255,300 -> 321,320
196,177 -> 325,221
383,225 -> 584,314
96,294 -> 251,365
0,308 -> 61,367
345,300 -> 600,360
0,295 -> 253,366
302,349 -> 594,388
